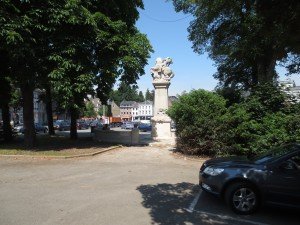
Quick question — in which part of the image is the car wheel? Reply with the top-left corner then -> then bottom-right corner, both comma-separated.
225,182 -> 259,215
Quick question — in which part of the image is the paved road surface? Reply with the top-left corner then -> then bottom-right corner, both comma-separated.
0,146 -> 299,225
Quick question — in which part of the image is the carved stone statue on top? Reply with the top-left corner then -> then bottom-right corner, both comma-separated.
150,57 -> 175,81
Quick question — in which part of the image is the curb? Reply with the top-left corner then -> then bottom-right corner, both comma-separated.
0,145 -> 123,159
64,145 -> 123,159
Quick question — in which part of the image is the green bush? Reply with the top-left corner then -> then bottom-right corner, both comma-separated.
221,109 -> 300,157
167,89 -> 227,156
168,85 -> 300,157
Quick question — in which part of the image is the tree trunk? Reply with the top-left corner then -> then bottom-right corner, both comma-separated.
0,50 -> 12,142
257,55 -> 277,84
70,107 -> 78,140
21,83 -> 36,148
2,102 -> 13,142
45,86 -> 55,135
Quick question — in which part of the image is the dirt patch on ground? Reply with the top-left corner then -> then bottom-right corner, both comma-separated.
171,151 -> 210,162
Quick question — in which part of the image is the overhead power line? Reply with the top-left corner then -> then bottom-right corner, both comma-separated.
140,11 -> 191,23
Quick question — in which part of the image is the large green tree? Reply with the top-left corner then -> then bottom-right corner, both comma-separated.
0,1 -> 54,147
145,88 -> 154,101
0,0 -> 152,144
109,82 -> 145,105
83,101 -> 97,118
171,0 -> 300,90
49,0 -> 152,139
138,91 -> 145,102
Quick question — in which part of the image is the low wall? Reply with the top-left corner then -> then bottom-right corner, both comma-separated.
93,128 -> 140,145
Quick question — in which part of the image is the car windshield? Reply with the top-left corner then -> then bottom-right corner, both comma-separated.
251,144 -> 298,164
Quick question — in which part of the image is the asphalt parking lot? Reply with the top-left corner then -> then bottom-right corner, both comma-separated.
187,190 -> 299,225
0,145 -> 299,225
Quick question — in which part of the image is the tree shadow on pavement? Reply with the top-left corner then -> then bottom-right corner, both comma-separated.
137,182 -> 300,225
137,182 -> 233,225
137,182 -> 197,225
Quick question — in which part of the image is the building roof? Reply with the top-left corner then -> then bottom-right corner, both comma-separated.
120,101 -> 137,107
132,102 -> 139,108
107,100 -> 119,107
139,100 -> 153,105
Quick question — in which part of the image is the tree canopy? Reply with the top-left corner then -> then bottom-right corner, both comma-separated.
109,82 -> 145,105
145,88 -> 154,101
83,101 -> 97,118
138,91 -> 145,102
0,0 -> 152,146
171,0 -> 300,90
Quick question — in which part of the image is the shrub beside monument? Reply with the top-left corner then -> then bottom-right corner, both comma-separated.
167,86 -> 300,157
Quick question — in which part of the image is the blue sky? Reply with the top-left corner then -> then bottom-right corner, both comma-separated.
135,0 -> 299,96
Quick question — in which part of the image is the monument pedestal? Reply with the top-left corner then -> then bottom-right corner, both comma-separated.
151,114 -> 172,141
151,79 -> 175,143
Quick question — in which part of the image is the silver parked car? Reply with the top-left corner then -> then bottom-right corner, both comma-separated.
121,122 -> 134,129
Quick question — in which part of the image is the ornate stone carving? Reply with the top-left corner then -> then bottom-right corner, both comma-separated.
150,57 -> 175,81
157,108 -> 167,115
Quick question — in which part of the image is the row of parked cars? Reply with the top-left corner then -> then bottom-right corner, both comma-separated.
121,122 -> 152,132
53,120 -> 69,131
14,123 -> 48,133
13,120 -> 90,133
11,120 -> 154,133
54,120 -> 93,131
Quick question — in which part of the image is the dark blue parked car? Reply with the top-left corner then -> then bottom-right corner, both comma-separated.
138,123 -> 152,132
35,123 -> 48,133
199,143 -> 300,214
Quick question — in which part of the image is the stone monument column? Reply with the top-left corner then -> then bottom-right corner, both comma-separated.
150,57 -> 175,141
153,80 -> 170,115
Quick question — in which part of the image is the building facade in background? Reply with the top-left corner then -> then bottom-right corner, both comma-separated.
8,89 -> 47,125
33,89 -> 47,124
120,100 -> 155,122
132,102 -> 139,119
134,100 -> 153,123
88,97 -> 102,115
279,79 -> 300,102
120,101 -> 136,121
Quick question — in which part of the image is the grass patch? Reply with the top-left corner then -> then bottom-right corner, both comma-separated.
0,149 -> 73,156
0,134 -> 117,157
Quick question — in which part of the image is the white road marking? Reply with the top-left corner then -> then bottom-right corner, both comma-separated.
185,191 -> 201,213
185,191 -> 269,225
193,209 -> 270,225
